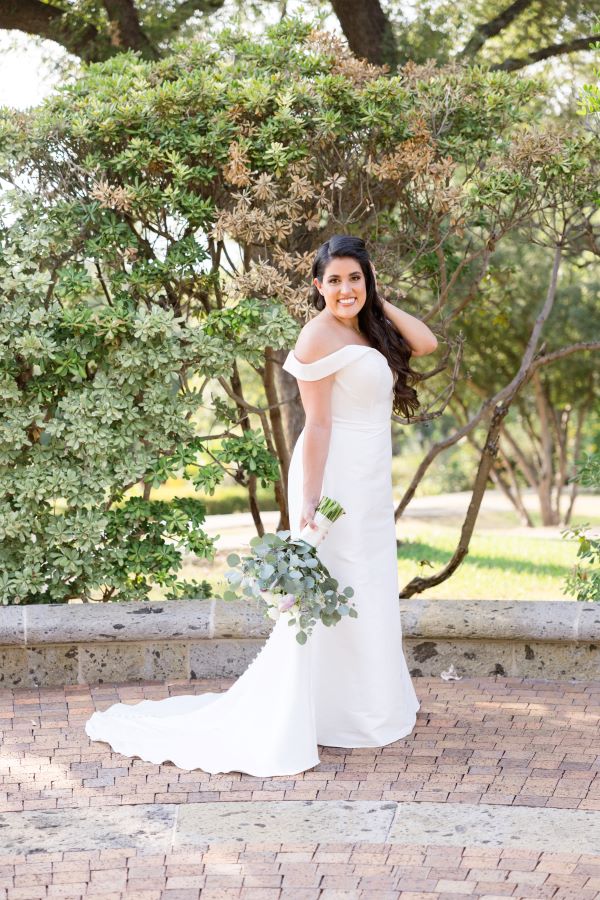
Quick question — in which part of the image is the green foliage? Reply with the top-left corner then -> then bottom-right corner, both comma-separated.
577,25 -> 600,118
561,451 -> 600,602
0,225 -> 217,603
223,529 -> 357,645
218,431 -> 280,487
573,453 -> 600,489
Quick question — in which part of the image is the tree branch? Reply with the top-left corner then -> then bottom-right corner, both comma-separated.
458,0 -> 536,59
0,0 -> 108,61
564,392 -> 593,523
492,34 -> 600,73
394,244 -> 563,521
500,422 -> 538,491
159,0 -> 226,38
400,401 -> 510,597
0,0 -> 160,61
528,341 -> 600,373
397,245 -> 587,595
0,0 -> 61,38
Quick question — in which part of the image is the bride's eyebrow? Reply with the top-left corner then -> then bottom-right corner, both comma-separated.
327,271 -> 362,279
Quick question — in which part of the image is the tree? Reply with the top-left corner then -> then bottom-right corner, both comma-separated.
395,130 -> 600,594
450,243 -> 600,527
577,27 -> 600,118
329,0 -> 398,68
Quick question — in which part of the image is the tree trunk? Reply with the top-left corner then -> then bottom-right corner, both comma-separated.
532,371 -> 559,525
330,0 -> 398,67
264,347 -> 292,531
550,403 -> 570,525
229,363 -> 265,537
102,0 -> 159,59
564,394 -> 593,525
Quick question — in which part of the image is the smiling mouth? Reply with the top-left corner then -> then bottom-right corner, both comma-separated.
338,299 -> 356,306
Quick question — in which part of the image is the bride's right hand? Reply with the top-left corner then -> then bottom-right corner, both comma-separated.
300,497 -> 319,531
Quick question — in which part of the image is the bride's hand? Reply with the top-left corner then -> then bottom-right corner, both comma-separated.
300,497 -> 319,531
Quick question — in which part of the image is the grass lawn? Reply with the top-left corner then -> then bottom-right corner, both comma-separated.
122,479 -> 597,603
166,520 -> 586,603
395,524 -> 580,601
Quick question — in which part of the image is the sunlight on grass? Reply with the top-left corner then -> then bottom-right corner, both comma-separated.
127,476 -> 279,513
152,522 -> 584,602
396,527 -> 579,600
58,473 -> 597,603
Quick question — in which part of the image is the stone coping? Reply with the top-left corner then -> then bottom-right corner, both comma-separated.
3,800 -> 600,854
0,597 -> 598,647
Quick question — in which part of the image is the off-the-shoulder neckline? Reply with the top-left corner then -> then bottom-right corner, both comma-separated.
290,344 -> 378,366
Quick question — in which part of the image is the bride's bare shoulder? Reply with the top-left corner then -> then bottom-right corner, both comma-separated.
293,316 -> 337,364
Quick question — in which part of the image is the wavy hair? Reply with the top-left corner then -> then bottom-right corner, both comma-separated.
310,235 -> 422,419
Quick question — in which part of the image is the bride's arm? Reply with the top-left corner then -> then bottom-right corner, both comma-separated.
381,299 -> 438,357
292,331 -> 335,517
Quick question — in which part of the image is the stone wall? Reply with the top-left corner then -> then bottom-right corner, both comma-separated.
0,599 -> 598,687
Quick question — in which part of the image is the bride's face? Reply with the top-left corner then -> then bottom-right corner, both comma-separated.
313,256 -> 367,326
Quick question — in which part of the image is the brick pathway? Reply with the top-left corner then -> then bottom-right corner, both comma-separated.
2,843 -> 600,900
1,675 -> 599,898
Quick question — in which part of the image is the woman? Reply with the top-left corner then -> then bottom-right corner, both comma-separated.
296,234 -> 437,535
84,234 -> 437,776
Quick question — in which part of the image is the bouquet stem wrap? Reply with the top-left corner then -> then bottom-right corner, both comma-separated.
299,510 -> 334,548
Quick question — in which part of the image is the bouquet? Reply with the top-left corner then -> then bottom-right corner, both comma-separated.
223,496 -> 357,645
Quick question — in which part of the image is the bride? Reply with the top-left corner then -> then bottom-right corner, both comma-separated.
85,234 -> 438,776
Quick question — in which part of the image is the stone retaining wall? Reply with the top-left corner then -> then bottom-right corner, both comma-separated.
0,599 -> 598,687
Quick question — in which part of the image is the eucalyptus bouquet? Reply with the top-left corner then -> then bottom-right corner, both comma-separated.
223,496 -> 357,645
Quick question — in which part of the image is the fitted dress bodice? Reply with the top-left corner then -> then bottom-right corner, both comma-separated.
282,345 -> 394,431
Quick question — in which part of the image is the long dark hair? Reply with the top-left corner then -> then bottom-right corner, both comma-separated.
310,235 -> 422,419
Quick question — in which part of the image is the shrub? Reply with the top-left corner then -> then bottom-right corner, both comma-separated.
561,451 -> 600,602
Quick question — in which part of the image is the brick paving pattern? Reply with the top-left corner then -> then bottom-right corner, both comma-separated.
1,675 -> 599,898
1,843 -> 600,899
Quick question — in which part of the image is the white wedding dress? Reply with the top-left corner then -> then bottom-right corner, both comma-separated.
84,344 -> 420,776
